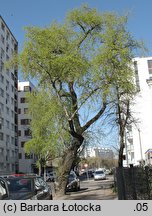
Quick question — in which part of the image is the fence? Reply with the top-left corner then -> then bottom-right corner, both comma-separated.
115,166 -> 152,200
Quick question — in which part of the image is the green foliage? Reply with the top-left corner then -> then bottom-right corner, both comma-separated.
7,4 -> 142,186
24,89 -> 70,162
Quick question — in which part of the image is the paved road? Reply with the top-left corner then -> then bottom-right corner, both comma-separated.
49,175 -> 117,200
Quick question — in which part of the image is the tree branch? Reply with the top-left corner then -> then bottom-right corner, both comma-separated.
68,81 -> 81,131
77,24 -> 100,48
81,102 -> 107,133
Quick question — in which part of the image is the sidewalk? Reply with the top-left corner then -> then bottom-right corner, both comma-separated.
53,188 -> 118,200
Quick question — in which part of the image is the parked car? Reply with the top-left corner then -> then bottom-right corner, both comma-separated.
0,175 -> 53,200
105,169 -> 110,175
0,177 -> 9,200
66,171 -> 80,191
94,170 -> 106,181
46,171 -> 56,182
80,169 -> 94,178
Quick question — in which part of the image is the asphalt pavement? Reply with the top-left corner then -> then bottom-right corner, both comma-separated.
48,175 -> 118,200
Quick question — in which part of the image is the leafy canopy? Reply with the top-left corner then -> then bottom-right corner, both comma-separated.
8,5 -> 141,165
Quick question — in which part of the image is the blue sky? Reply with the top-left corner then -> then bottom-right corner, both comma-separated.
1,0 -> 152,55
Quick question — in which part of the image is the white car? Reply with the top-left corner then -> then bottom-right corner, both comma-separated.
94,170 -> 106,181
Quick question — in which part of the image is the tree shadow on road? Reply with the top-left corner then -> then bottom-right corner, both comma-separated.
62,187 -> 117,200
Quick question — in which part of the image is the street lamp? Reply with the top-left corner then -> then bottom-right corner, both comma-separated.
125,131 -> 129,167
138,128 -> 144,164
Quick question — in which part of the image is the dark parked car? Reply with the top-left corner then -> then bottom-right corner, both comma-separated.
66,171 -> 80,191
46,171 -> 56,182
0,176 -> 53,200
0,177 -> 9,200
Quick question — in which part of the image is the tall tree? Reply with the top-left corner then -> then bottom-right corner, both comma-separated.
10,5 -> 140,195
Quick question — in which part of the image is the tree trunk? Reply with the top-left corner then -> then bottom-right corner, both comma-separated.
43,166 -> 46,181
38,159 -> 43,176
57,137 -> 83,196
118,128 -> 125,167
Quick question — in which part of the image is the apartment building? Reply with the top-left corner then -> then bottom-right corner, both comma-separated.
0,16 -> 18,174
124,57 -> 152,166
84,146 -> 114,159
18,81 -> 37,173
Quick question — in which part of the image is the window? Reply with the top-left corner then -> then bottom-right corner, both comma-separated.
1,48 -> 4,58
11,98 -> 14,105
6,107 -> 9,115
24,86 -> 31,92
1,35 -> 4,44
14,44 -> 17,52
6,135 -> 10,146
11,124 -> 14,131
0,74 -> 4,83
6,31 -> 10,40
15,139 -> 18,146
1,22 -> 5,31
6,120 -> 9,129
18,130 -> 21,136
24,108 -> 28,114
0,118 -> 4,128
24,129 -> 31,136
19,153 -> 22,159
6,80 -> 9,91
11,73 -> 14,80
18,109 -> 21,114
25,153 -> 32,159
0,102 -> 4,112
6,94 -> 9,104
11,85 -> 14,92
21,141 -> 25,148
21,119 -> 31,125
6,55 -> 9,61
0,132 -> 3,141
148,60 -> 152,76
6,69 -> 9,76
0,60 -> 4,71
0,88 -> 4,97
11,137 -> 14,145
6,44 -> 9,52
11,37 -> 14,45
0,148 -> 4,156
11,111 -> 14,118
20,97 -> 27,103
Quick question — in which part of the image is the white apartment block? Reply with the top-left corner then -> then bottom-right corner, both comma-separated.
84,146 -> 114,159
0,16 -> 18,173
18,81 -> 37,173
124,57 -> 152,166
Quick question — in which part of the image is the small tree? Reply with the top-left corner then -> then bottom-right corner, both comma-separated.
24,90 -> 66,177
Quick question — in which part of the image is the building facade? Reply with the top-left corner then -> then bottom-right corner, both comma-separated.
0,16 -> 18,174
84,146 -> 114,159
124,57 -> 152,166
18,81 -> 37,173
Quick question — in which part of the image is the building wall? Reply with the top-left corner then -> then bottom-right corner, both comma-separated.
124,57 -> 152,166
84,146 -> 114,159
0,16 -> 18,174
18,81 -> 36,173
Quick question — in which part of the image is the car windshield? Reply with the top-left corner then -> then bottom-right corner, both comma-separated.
7,178 -> 33,193
95,171 -> 104,174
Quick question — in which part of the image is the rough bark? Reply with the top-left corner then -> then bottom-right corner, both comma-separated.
57,137 -> 83,196
118,124 -> 125,167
